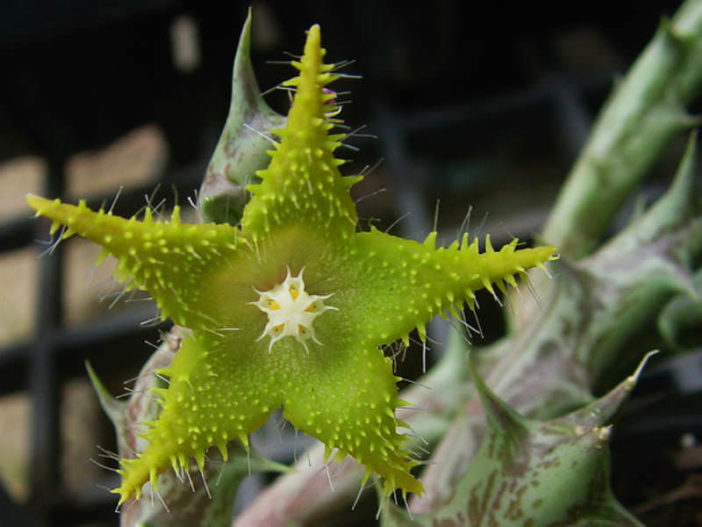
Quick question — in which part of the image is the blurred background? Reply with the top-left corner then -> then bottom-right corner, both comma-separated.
0,1 -> 699,525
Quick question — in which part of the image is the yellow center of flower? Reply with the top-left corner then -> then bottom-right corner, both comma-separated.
252,269 -> 336,351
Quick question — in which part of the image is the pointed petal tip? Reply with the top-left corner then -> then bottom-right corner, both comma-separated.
25,193 -> 50,212
307,24 -> 321,41
303,24 -> 323,60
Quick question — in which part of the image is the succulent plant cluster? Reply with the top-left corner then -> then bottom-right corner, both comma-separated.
27,2 -> 702,525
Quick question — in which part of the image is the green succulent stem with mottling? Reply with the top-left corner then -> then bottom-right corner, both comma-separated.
542,0 -> 702,258
26,25 -> 555,504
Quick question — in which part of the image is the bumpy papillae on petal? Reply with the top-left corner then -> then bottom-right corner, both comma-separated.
25,195 -> 242,331
241,24 -> 361,246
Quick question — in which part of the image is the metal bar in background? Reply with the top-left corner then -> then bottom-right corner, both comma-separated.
28,155 -> 64,526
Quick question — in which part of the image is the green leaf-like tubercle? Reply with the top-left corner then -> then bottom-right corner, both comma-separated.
26,24 -> 556,504
385,354 -> 651,526
199,10 -> 286,225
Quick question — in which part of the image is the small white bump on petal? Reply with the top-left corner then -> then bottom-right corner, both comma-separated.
252,268 -> 337,351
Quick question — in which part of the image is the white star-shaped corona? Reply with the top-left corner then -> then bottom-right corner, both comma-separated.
252,268 -> 337,352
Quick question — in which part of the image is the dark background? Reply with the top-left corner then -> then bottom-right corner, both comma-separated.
1,1 -> 699,526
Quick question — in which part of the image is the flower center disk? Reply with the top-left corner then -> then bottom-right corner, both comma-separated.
252,269 -> 336,352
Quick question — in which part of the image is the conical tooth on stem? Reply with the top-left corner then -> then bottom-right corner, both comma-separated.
485,234 -> 494,253
149,467 -> 158,491
416,323 -> 427,342
217,442 -> 229,461
194,450 -> 206,471
423,232 -> 437,248
504,274 -> 518,288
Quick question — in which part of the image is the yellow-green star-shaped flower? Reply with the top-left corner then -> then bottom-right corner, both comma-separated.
26,25 -> 555,504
